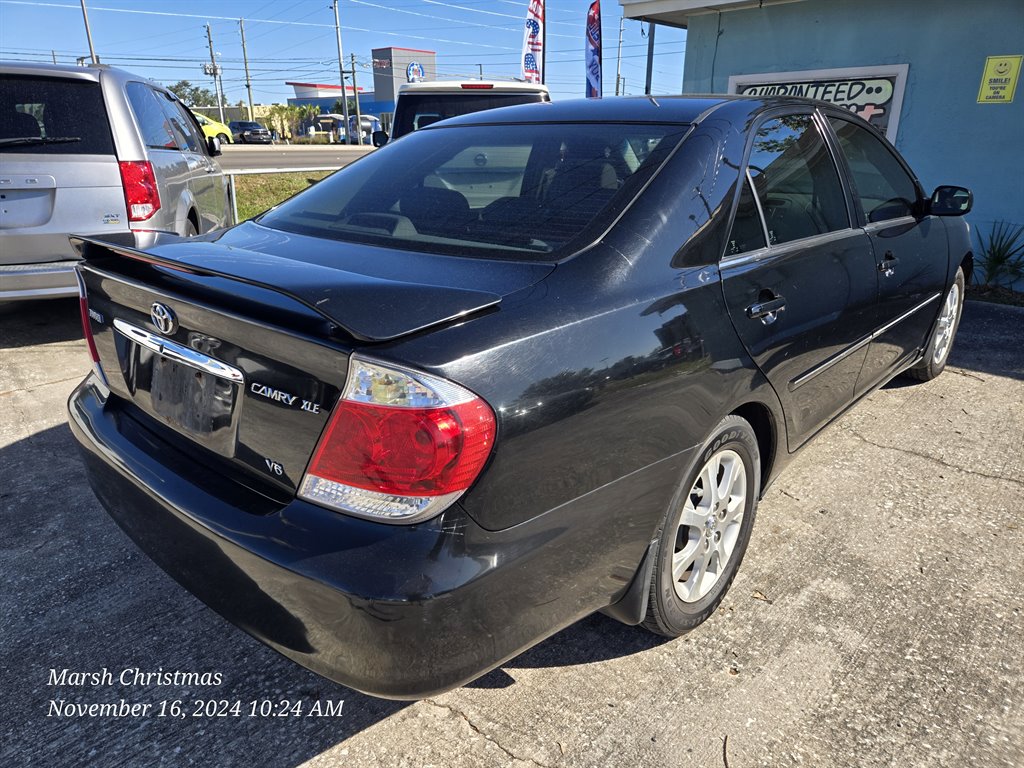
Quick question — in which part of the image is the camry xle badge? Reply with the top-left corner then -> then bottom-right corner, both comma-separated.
250,382 -> 321,413
150,302 -> 177,336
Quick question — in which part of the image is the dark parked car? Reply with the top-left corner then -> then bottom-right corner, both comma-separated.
68,96 -> 972,699
228,120 -> 271,144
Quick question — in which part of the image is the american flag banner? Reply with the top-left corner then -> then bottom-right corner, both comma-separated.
521,0 -> 545,83
585,1 -> 602,98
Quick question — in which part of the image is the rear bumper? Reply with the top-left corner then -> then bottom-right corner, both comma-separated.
0,231 -> 162,301
68,375 -> 667,699
0,261 -> 79,299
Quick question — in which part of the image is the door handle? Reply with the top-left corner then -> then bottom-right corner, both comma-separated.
746,294 -> 787,323
878,250 -> 900,276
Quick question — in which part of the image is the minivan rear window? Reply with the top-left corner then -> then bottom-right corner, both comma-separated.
258,122 -> 687,261
392,92 -> 547,138
0,75 -> 114,155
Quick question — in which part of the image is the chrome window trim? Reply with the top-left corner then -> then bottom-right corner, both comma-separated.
790,292 -> 941,390
747,168 -> 772,249
720,226 -> 863,270
113,318 -> 244,383
862,215 -> 918,234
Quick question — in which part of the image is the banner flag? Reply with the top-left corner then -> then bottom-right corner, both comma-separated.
521,0 -> 545,83
585,1 -> 602,98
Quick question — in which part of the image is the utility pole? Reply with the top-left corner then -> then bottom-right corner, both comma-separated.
239,19 -> 255,121
80,0 -> 98,64
615,15 -> 625,96
350,53 -> 363,146
332,0 -> 351,143
51,50 -> 57,64
477,63 -> 483,80
644,22 -> 656,95
205,24 -> 226,125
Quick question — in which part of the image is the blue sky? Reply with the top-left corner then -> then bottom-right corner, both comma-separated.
0,0 -> 687,104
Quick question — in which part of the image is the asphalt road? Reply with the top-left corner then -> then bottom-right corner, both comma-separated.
1,298 -> 1022,768
216,144 -> 375,172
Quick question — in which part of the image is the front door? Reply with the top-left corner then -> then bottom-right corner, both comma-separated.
824,116 -> 949,394
721,113 -> 878,451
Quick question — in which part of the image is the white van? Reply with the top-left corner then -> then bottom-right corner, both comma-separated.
376,80 -> 551,144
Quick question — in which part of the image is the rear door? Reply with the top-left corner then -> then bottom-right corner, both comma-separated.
721,112 -> 878,450
824,116 -> 949,394
0,73 -> 128,265
159,94 -> 229,232
124,81 -> 191,233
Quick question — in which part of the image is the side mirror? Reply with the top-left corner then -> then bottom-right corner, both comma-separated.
207,135 -> 222,157
371,130 -> 388,148
929,185 -> 972,216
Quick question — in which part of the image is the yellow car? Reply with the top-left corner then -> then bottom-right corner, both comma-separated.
192,112 -> 233,144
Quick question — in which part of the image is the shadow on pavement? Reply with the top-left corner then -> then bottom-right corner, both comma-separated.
0,298 -> 82,350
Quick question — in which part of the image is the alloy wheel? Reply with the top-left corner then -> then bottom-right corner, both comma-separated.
932,282 -> 960,365
672,449 -> 747,603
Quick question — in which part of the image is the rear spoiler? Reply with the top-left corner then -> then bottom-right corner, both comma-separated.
70,236 -> 501,342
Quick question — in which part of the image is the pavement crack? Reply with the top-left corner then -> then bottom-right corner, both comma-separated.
423,699 -> 557,767
844,428 -> 1024,489
0,374 -> 85,397
946,368 -> 987,382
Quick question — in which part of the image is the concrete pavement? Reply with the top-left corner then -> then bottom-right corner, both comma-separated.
1,298 -> 1021,768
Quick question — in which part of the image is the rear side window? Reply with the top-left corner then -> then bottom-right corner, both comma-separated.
0,75 -> 114,155
258,122 -> 688,261
828,117 -> 919,223
126,82 -> 176,150
727,174 -> 768,256
747,115 -> 848,245
392,92 -> 547,138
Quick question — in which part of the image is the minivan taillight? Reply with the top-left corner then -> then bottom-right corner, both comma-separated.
118,160 -> 161,221
299,357 -> 496,524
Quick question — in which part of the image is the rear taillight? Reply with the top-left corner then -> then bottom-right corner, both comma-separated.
76,270 -> 107,385
299,357 -> 496,524
118,160 -> 161,221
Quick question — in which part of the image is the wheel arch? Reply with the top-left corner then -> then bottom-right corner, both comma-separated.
730,400 -> 778,497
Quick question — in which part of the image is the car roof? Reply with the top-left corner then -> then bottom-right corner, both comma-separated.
422,94 -> 849,129
0,60 -> 171,91
398,80 -> 550,94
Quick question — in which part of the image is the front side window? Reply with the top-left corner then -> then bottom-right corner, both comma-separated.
747,115 -> 848,245
258,122 -> 688,260
160,95 -> 203,153
828,118 -> 919,223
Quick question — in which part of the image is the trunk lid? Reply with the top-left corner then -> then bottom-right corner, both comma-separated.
74,232 -> 550,499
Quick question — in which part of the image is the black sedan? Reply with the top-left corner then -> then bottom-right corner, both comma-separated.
68,96 -> 972,699
228,120 -> 272,144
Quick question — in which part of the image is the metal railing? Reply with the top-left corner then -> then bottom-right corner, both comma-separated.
223,166 -> 340,225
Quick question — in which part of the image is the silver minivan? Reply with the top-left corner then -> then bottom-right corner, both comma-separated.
0,62 -> 231,300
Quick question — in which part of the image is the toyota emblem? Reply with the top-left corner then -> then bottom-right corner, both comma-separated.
150,302 -> 177,335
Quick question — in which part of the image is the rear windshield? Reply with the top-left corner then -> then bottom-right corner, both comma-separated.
392,92 -> 547,138
258,122 -> 688,260
0,75 -> 114,154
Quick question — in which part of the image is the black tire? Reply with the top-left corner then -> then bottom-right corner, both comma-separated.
905,266 -> 965,382
183,218 -> 198,237
216,133 -> 229,144
642,415 -> 761,637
